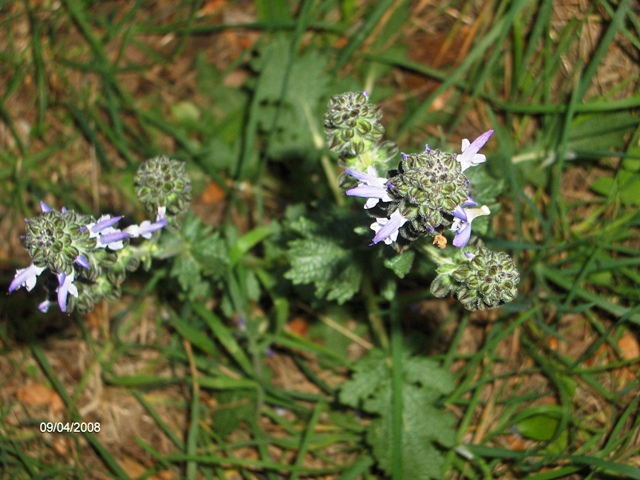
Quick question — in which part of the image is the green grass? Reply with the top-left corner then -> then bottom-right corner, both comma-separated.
1,0 -> 639,479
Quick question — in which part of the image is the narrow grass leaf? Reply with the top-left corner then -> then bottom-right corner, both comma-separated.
133,391 -> 185,450
192,303 -> 255,376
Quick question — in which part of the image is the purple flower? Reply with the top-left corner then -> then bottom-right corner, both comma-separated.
370,209 -> 408,245
457,130 -> 493,172
56,271 -> 78,313
38,200 -> 68,213
451,205 -> 490,247
75,255 -> 91,269
124,217 -> 168,239
38,300 -> 52,313
97,231 -> 131,247
87,215 -> 130,250
8,263 -> 46,293
90,215 -> 123,233
464,196 -> 478,207
345,167 -> 392,209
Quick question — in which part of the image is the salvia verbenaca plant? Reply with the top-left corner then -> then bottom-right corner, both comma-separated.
8,156 -> 191,313
324,91 -> 519,311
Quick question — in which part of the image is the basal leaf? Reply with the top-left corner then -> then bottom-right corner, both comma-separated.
339,348 -> 457,479
250,35 -> 330,161
403,356 -> 456,396
339,349 -> 388,409
366,384 -> 456,480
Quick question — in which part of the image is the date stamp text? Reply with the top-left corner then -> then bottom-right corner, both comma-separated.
40,422 -> 101,433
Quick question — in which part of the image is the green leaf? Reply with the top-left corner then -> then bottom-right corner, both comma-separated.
517,413 -> 560,441
403,356 -> 456,396
567,111 -> 638,154
170,100 -> 200,125
339,349 -> 388,408
170,253 -> 210,299
229,225 -> 276,267
339,348 -> 456,480
367,385 -> 456,480
250,36 -> 330,161
465,162 -> 506,208
162,213 -> 229,300
622,145 -> 640,171
210,390 -> 257,438
286,237 -> 362,304
591,169 -> 640,206
284,206 -> 365,304
255,0 -> 292,22
384,250 -> 415,278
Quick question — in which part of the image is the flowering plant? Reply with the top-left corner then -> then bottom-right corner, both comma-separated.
324,92 -> 519,310
8,156 -> 191,313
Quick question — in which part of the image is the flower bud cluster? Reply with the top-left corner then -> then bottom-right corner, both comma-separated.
430,238 -> 520,311
9,203 -> 135,313
324,92 -> 398,174
384,149 -> 471,242
324,92 -> 383,157
25,208 -> 97,275
134,155 -> 192,227
7,156 -> 187,313
325,92 -> 519,310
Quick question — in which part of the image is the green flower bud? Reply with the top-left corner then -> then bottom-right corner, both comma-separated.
382,149 -> 470,241
134,156 -> 192,226
450,238 -> 520,311
70,286 -> 95,314
324,92 -> 385,160
430,273 -> 453,298
25,210 -> 95,275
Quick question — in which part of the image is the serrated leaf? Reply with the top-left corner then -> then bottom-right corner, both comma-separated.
384,250 -> 415,278
339,348 -> 457,479
162,213 -> 229,300
284,206 -> 365,304
465,164 -> 505,208
251,36 -> 330,161
366,384 -> 456,480
339,349 -> 388,408
192,233 -> 228,274
285,237 -> 362,304
169,254 -> 212,300
403,356 -> 456,396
